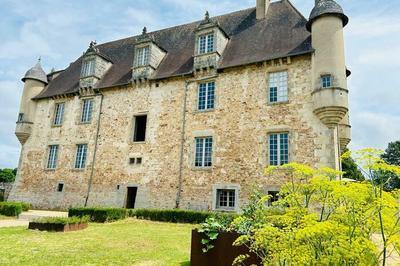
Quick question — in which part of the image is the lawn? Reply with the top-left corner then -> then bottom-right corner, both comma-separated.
0,215 -> 14,220
0,218 -> 194,266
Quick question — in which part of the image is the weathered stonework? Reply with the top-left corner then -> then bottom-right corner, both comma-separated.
9,55 -> 336,210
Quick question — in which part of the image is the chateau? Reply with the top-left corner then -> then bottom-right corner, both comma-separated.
9,0 -> 351,211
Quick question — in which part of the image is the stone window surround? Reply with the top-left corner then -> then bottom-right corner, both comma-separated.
194,30 -> 218,57
265,126 -> 294,167
195,79 -> 217,112
190,130 -> 215,171
129,111 -> 149,144
51,101 -> 66,127
264,185 -> 281,206
212,184 -> 240,212
319,72 -> 334,89
197,32 -> 214,55
43,143 -> 61,171
134,45 -> 150,68
73,143 -> 89,170
56,182 -> 65,193
78,97 -> 95,125
81,57 -> 96,78
267,70 -> 289,104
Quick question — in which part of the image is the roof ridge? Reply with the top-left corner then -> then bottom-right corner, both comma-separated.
96,6 -> 256,48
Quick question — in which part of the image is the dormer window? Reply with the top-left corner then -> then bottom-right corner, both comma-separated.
81,59 -> 95,77
198,33 -> 214,54
135,46 -> 150,67
321,75 -> 332,88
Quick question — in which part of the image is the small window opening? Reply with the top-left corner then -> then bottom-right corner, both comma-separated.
129,158 -> 136,164
117,185 -> 120,190
321,75 -> 332,88
136,157 -> 142,164
267,191 -> 279,206
18,113 -> 24,122
133,115 -> 147,142
57,183 -> 64,192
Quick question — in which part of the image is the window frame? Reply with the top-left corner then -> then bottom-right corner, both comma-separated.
216,189 -> 236,211
135,46 -> 150,67
197,81 -> 216,111
53,102 -> 65,126
198,33 -> 215,54
268,71 -> 288,103
81,59 -> 95,77
80,98 -> 94,124
268,132 -> 289,166
321,74 -> 333,88
46,145 -> 59,170
194,136 -> 213,168
74,144 -> 88,169
267,190 -> 280,206
133,114 -> 148,143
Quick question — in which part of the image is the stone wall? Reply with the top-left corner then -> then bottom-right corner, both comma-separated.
9,54 -> 336,211
0,183 -> 13,201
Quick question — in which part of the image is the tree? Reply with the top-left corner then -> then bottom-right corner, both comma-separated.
0,169 -> 16,183
380,141 -> 400,190
341,148 -> 365,181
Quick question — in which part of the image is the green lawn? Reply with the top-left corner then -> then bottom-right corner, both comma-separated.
0,215 -> 14,220
0,218 -> 194,266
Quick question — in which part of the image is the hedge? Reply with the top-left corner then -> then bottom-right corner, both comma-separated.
0,202 -> 23,216
32,216 -> 90,225
68,208 -> 127,223
130,209 -> 237,224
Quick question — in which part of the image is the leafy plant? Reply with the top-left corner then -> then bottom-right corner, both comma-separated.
0,202 -> 23,216
33,216 -> 90,225
68,208 -> 127,223
198,217 -> 226,253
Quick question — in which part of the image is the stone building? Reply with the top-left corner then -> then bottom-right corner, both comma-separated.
9,0 -> 351,211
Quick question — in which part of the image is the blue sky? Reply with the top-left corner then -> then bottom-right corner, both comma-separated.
0,0 -> 399,168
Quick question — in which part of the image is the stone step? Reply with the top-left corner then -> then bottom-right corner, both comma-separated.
18,210 -> 68,222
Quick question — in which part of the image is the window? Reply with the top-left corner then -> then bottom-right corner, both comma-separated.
321,75 -> 332,88
267,191 -> 279,206
53,103 -> 65,126
269,133 -> 289,166
269,71 -> 288,103
198,82 -> 215,110
57,183 -> 64,192
75,144 -> 88,169
136,157 -> 142,165
198,33 -> 214,54
46,145 -> 59,169
136,46 -> 150,67
216,189 -> 236,210
195,137 -> 213,167
81,99 -> 93,123
129,157 -> 142,165
81,59 -> 95,77
17,113 -> 24,122
133,115 -> 147,142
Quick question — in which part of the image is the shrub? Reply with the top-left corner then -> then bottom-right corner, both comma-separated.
130,209 -> 237,224
20,202 -> 31,211
0,202 -> 23,216
68,208 -> 127,223
32,216 -> 90,225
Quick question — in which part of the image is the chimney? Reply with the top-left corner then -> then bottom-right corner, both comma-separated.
256,0 -> 270,20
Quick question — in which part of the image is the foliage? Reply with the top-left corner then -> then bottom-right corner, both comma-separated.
19,202 -> 31,211
0,168 -> 17,183
131,208 -> 236,224
0,219 -> 193,265
231,157 -> 400,265
198,217 -> 225,253
380,141 -> 400,190
0,202 -> 23,216
341,148 -> 365,181
68,207 -> 127,223
32,216 -> 90,225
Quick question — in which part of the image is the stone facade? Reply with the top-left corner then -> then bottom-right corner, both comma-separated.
0,183 -> 13,201
9,55 -> 337,210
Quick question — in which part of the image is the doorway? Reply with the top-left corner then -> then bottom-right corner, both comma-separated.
126,187 -> 138,209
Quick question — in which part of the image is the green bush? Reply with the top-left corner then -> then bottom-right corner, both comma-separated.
33,216 -> 90,225
20,202 -> 31,211
0,202 -> 23,216
68,208 -> 127,223
130,209 -> 237,224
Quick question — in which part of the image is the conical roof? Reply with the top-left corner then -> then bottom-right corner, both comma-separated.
306,0 -> 348,31
22,60 -> 48,84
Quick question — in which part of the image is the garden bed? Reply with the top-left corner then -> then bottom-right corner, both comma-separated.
28,216 -> 89,232
190,230 -> 261,266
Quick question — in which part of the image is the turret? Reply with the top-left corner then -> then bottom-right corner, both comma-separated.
15,59 -> 47,144
308,0 -> 349,128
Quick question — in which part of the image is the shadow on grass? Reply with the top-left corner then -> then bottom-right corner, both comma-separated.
180,261 -> 190,266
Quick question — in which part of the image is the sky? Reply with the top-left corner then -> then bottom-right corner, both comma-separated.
0,0 -> 399,169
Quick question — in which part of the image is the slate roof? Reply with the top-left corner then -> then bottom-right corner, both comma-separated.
306,0 -> 348,31
35,0 -> 313,99
22,61 -> 48,85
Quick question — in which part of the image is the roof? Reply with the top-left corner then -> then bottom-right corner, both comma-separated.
35,0 -> 313,99
22,61 -> 48,85
306,0 -> 348,31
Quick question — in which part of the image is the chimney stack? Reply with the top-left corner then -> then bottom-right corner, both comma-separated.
256,0 -> 270,20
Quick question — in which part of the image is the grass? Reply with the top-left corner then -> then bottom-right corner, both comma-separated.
0,218 -> 194,266
0,214 -> 15,220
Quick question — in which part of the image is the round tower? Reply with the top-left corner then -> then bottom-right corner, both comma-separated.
15,60 -> 48,144
307,0 -> 349,128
